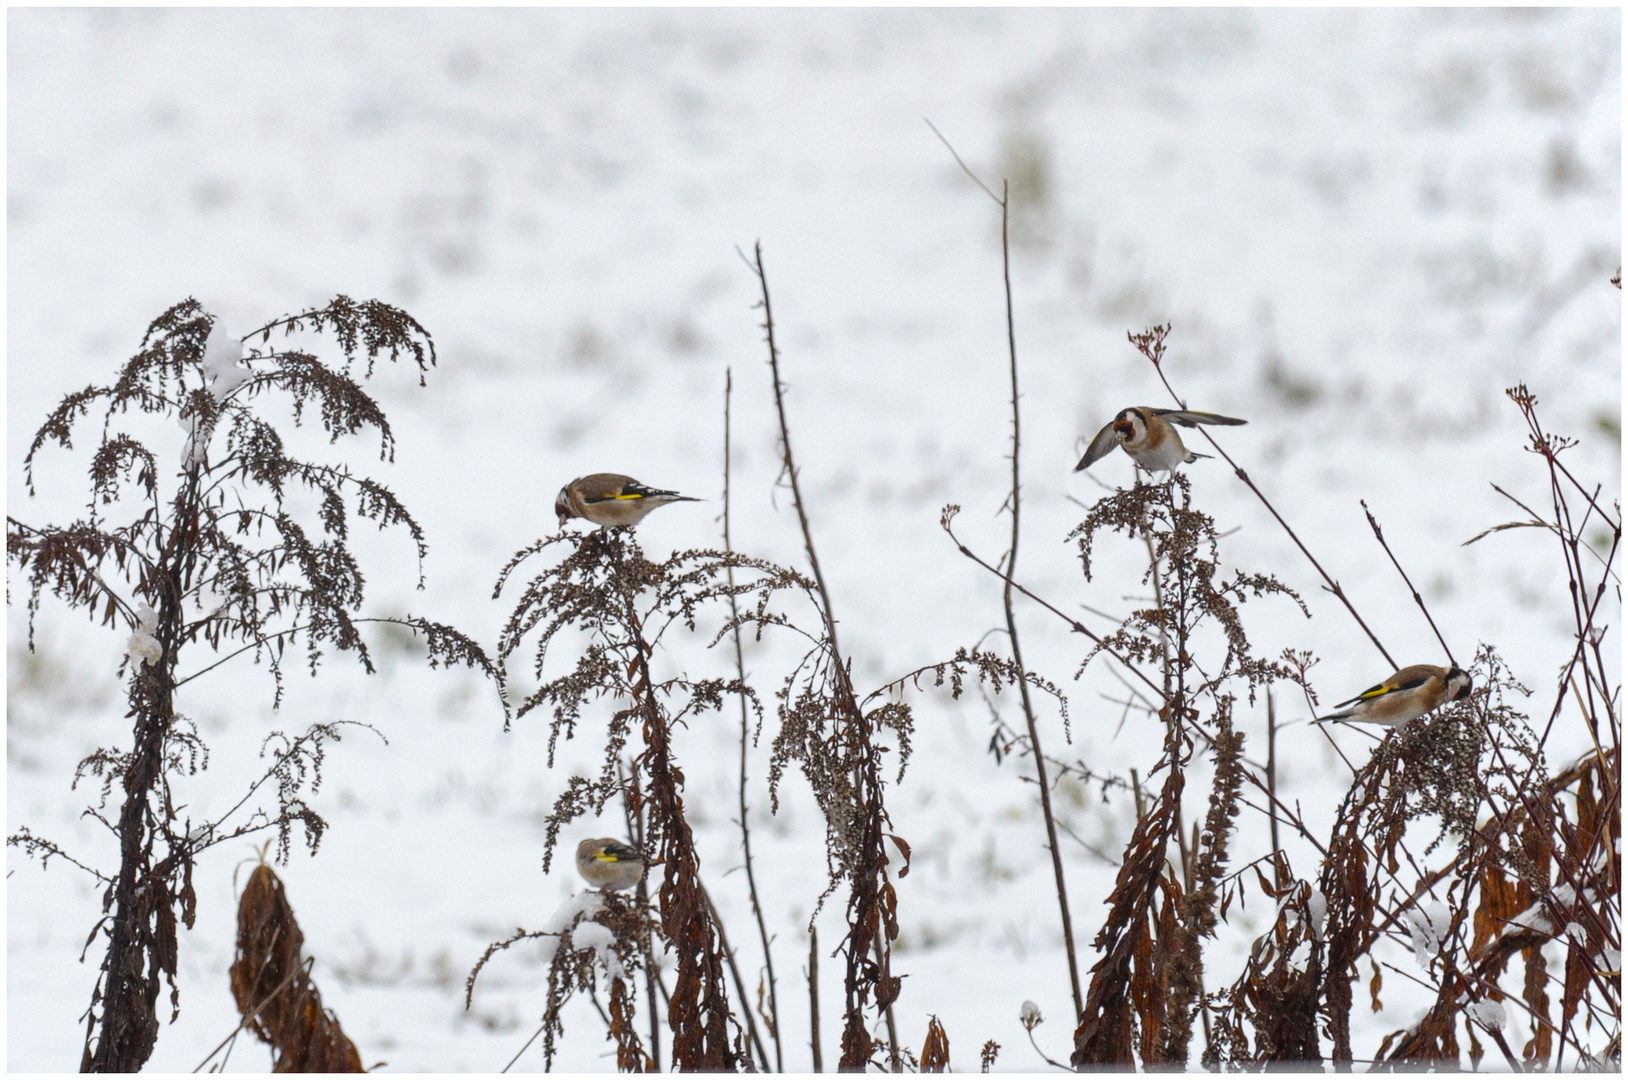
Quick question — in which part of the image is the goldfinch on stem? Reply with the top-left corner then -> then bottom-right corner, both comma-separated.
556,473 -> 699,529
1313,664 -> 1472,729
575,838 -> 646,892
1075,407 -> 1246,475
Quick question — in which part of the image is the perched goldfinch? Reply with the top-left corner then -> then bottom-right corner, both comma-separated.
576,838 -> 646,892
555,473 -> 699,529
1075,407 -> 1246,475
1313,664 -> 1472,728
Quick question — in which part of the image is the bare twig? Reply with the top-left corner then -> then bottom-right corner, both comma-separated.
1265,691 -> 1281,858
809,927 -> 823,1073
743,241 -> 901,1070
1360,500 -> 1457,667
932,122 -> 1083,1020
193,952 -> 309,1072
1131,326 -> 1397,669
500,1022 -> 546,1074
722,368 -> 784,1071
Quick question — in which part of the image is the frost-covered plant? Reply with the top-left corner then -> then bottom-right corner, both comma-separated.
7,297 -> 501,1071
466,890 -> 653,1071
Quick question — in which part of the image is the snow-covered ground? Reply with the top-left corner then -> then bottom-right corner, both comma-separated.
8,9 -> 1619,1071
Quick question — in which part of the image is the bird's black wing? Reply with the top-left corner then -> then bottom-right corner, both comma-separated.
1153,409 -> 1247,428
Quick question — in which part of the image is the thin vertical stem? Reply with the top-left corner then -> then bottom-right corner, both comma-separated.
723,368 -> 784,1071
621,761 -> 662,1073
747,245 -> 841,657
992,180 -> 1083,1019
808,927 -> 823,1072
744,242 -> 900,1071
1266,691 -> 1281,859
929,118 -> 1085,1026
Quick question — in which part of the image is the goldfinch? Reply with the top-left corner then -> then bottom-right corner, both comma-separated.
556,473 -> 699,529
1313,664 -> 1472,728
576,838 -> 646,892
1075,407 -> 1246,475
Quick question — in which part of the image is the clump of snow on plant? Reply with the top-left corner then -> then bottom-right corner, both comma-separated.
1405,901 -> 1451,971
125,603 -> 161,668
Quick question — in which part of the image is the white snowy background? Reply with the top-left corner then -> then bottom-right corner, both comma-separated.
8,8 -> 1620,1072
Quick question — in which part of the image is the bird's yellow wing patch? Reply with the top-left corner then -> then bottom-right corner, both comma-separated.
612,493 -> 644,500
595,852 -> 621,862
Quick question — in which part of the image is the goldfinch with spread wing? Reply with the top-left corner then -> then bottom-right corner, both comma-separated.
1075,407 -> 1246,475
556,473 -> 699,529
1313,664 -> 1471,728
576,837 -> 646,892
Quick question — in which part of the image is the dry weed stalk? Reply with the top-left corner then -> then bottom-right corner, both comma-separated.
1205,382 -> 1618,1070
748,242 -> 1070,1070
929,119 -> 1086,1020
1062,473 -> 1306,1067
7,297 -> 499,1071
722,368 -> 785,1071
745,242 -> 904,1071
494,526 -> 808,1069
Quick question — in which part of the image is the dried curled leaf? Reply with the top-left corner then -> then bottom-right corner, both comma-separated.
228,864 -> 362,1072
920,1015 -> 951,1072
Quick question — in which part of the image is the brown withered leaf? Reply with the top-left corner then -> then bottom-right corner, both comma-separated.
1472,864 -> 1520,961
1382,1005 -> 1459,1065
920,1015 -> 950,1072
1560,929 -> 1594,1037
888,834 -> 912,878
1073,756 -> 1184,1068
227,864 -> 363,1072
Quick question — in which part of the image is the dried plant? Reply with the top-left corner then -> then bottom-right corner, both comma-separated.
920,1015 -> 951,1072
6,297 -> 500,1071
741,242 -> 1081,1071
930,118 -> 1086,1019
1204,382 -> 1618,1070
744,242 -> 906,1071
1204,861 -> 1325,1067
220,862 -> 363,1072
494,525 -> 814,1069
722,368 -> 784,1072
1060,471 -> 1307,1068
1364,386 -> 1620,1069
466,890 -> 654,1071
